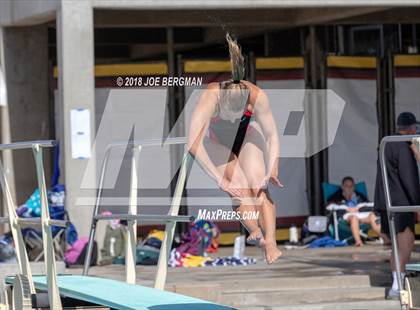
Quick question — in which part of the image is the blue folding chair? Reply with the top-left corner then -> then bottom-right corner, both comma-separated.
322,182 -> 371,243
20,185 -> 73,261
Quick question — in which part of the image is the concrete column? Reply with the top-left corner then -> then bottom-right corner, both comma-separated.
57,0 -> 95,236
304,26 -> 329,216
1,25 -> 51,205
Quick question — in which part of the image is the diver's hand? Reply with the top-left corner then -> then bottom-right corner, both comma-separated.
269,175 -> 284,188
261,174 -> 284,189
217,177 -> 243,199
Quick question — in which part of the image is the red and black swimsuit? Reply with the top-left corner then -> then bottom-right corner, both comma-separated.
208,84 -> 253,156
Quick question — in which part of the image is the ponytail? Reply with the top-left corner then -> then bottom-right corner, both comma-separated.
226,33 -> 245,82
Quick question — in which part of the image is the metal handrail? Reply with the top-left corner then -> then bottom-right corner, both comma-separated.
16,218 -> 69,228
379,134 -> 420,310
0,140 -> 63,309
0,140 -> 56,150
103,137 -> 188,150
82,137 -> 192,290
380,135 -> 420,213
94,214 -> 194,223
0,216 -> 69,228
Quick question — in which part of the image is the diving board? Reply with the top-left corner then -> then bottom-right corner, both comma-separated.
406,264 -> 420,272
6,275 -> 231,310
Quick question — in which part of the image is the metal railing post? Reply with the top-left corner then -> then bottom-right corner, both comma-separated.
126,145 -> 141,284
32,144 -> 62,310
154,152 -> 191,290
83,148 -> 112,275
0,160 -> 35,294
380,134 -> 420,309
0,141 -> 56,302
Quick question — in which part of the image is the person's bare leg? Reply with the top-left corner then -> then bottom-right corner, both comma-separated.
238,123 -> 281,263
256,190 -> 282,264
388,227 -> 415,294
348,215 -> 362,246
360,214 -> 389,244
204,141 -> 262,242
382,234 -> 391,245
360,212 -> 382,236
234,196 -> 263,242
229,152 -> 263,242
390,227 -> 415,273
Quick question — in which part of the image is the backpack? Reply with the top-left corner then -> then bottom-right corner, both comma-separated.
64,236 -> 97,266
100,225 -> 126,260
76,241 -> 97,266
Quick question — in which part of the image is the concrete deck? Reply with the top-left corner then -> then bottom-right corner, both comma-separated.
68,242 -> 420,309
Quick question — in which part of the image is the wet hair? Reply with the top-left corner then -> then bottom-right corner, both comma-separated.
341,176 -> 355,185
216,33 -> 249,122
226,33 -> 245,82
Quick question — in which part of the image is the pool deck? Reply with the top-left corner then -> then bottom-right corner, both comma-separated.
68,241 -> 420,309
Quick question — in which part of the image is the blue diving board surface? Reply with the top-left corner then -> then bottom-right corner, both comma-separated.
406,264 -> 420,272
7,275 -> 233,310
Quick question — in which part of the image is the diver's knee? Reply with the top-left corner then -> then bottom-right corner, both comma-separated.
248,176 -> 265,196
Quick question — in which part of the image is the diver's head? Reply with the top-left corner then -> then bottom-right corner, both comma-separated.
217,33 -> 249,123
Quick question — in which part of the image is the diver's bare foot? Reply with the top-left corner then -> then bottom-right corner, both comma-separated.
355,240 -> 363,247
263,241 -> 282,264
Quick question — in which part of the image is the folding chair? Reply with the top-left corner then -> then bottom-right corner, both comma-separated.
322,182 -> 371,243
22,207 -> 68,262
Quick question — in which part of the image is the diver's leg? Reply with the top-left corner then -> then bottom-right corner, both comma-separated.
204,141 -> 261,240
238,124 -> 282,264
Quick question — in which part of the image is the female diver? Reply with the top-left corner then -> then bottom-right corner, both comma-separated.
187,33 -> 283,264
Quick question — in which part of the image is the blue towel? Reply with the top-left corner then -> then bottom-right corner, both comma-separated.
308,236 -> 347,248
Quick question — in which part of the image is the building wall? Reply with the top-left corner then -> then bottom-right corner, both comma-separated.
2,25 -> 53,204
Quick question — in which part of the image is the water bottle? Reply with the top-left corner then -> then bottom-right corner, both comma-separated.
110,237 -> 116,257
289,224 -> 298,244
198,238 -> 205,256
233,235 -> 245,258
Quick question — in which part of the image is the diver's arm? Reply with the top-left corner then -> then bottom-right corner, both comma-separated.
187,84 -> 222,182
254,90 -> 282,187
187,85 -> 243,198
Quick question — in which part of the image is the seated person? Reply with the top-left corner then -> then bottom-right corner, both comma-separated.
327,176 -> 381,247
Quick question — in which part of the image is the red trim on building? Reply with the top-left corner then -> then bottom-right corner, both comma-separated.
327,68 -> 377,80
395,67 -> 420,78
